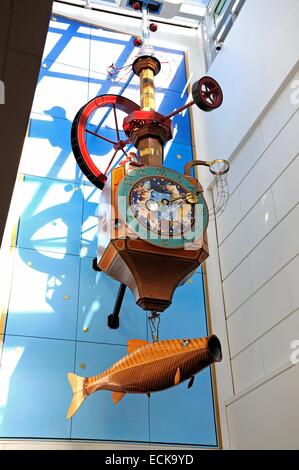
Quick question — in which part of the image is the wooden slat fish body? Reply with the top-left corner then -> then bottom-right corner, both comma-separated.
85,336 -> 221,395
66,335 -> 222,418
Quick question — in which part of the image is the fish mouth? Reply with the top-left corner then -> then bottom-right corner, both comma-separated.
207,335 -> 222,363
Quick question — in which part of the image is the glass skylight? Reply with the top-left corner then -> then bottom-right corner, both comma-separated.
89,0 -> 210,6
59,0 -> 209,25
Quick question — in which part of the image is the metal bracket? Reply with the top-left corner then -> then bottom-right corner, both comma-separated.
108,283 -> 127,329
92,258 -> 101,272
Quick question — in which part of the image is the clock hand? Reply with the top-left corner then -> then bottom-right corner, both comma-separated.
159,192 -> 199,206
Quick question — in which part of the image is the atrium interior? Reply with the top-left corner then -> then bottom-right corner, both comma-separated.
0,0 -> 298,450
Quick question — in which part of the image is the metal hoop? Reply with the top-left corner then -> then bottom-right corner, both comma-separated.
209,159 -> 230,176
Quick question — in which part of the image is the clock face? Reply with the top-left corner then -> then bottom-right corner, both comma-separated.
117,166 -> 209,249
130,177 -> 195,237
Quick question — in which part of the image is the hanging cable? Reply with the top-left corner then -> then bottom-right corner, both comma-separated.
148,311 -> 161,342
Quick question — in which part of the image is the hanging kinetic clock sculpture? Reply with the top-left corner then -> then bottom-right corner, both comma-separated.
71,3 -> 229,333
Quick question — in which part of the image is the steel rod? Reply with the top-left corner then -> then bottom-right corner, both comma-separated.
162,100 -> 195,121
85,128 -> 116,145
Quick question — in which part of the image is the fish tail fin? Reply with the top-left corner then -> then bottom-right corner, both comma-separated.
66,372 -> 86,419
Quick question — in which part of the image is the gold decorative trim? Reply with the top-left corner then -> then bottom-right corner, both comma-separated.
10,222 -> 19,250
0,306 -> 7,338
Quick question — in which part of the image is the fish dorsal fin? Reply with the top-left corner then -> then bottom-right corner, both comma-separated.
174,367 -> 181,385
128,339 -> 149,354
112,391 -> 126,405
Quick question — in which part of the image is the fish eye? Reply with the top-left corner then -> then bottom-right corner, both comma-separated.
182,340 -> 190,347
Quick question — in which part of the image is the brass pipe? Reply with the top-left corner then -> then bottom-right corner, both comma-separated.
132,55 -> 163,166
138,63 -> 163,166
185,159 -> 230,177
184,160 -> 210,177
140,68 -> 155,111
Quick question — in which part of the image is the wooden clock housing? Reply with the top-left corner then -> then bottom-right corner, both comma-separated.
97,163 -> 209,313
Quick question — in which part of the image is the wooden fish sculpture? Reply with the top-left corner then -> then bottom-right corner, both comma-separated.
67,335 -> 222,419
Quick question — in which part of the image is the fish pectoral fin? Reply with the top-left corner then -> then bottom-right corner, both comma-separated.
174,367 -> 181,385
112,391 -> 126,405
128,339 -> 150,353
188,376 -> 195,389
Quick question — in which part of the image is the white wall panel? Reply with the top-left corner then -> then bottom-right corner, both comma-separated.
272,154 -> 299,221
261,309 -> 299,375
231,342 -> 264,393
256,267 -> 293,341
220,190 -> 277,278
285,254 -> 299,312
239,112 -> 299,217
226,389 -> 262,450
261,68 -> 299,148
216,188 -> 243,245
227,364 -> 299,449
257,365 -> 299,449
227,301 -> 261,359
227,265 -> 293,358
225,125 -> 266,195
222,257 -> 252,316
248,204 -> 299,293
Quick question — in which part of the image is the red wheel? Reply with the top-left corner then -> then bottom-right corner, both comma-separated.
71,95 -> 140,189
192,76 -> 223,112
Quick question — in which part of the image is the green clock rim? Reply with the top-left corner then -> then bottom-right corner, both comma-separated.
117,166 -> 209,249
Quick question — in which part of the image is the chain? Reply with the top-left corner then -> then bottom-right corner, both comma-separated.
148,311 -> 160,342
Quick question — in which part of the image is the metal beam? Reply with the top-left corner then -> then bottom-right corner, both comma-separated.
212,0 -> 236,40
